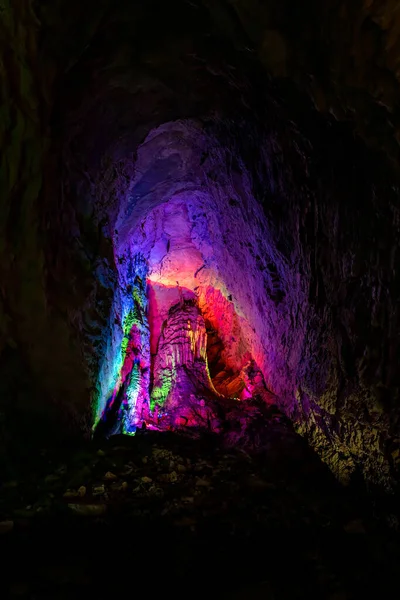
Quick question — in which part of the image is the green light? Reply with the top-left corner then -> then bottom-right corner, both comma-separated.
150,370 -> 173,411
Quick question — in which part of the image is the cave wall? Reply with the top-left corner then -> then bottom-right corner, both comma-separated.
94,252 -> 150,435
0,1 -> 97,441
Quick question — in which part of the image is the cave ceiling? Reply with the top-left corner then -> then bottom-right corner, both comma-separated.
32,0 -> 400,169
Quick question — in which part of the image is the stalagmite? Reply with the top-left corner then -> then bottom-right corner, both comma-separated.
150,299 -> 220,427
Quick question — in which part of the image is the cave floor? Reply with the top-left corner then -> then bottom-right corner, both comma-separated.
1,414 -> 400,599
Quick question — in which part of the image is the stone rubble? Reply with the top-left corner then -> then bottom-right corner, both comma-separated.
1,418 -> 400,598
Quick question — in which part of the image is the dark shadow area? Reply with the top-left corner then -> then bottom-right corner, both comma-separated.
2,427 -> 400,599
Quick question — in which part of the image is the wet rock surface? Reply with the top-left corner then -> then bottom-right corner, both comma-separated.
1,413 -> 400,599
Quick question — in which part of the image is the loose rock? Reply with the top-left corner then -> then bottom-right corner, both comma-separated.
68,504 -> 107,517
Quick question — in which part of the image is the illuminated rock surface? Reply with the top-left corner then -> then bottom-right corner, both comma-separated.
95,259 -> 151,436
150,299 -> 219,424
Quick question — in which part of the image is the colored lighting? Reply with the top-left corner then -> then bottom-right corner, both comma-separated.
94,255 -> 150,435
93,253 -> 260,435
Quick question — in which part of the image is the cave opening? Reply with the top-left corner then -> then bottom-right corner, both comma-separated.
93,155 -> 272,438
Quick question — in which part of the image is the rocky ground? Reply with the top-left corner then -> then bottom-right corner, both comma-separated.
1,404 -> 400,599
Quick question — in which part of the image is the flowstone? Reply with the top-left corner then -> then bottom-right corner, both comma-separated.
150,299 -> 221,427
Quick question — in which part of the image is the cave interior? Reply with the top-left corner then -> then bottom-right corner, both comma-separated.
3,0 -> 400,597
93,122 -> 278,438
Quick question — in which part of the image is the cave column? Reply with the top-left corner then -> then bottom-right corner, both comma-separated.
150,298 -> 219,425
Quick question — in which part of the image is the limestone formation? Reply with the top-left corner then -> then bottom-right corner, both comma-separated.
150,299 -> 220,428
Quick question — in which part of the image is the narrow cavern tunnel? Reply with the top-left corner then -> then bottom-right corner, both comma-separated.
92,120 -> 281,437
3,0 -> 400,597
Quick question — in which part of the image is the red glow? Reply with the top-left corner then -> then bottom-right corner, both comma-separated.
146,278 -> 263,404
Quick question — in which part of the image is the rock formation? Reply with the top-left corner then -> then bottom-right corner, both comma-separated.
95,255 -> 150,436
150,299 -> 221,428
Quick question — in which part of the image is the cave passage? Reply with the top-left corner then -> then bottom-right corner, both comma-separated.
4,1 -> 400,597
94,177 -> 271,437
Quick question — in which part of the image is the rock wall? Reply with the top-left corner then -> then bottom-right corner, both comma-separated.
94,253 -> 150,436
0,1 -> 96,443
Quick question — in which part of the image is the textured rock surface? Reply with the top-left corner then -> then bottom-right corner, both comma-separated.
2,0 -> 400,493
104,119 -> 400,488
94,257 -> 150,436
150,299 -> 220,427
0,1 -> 94,443
210,0 -> 400,167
